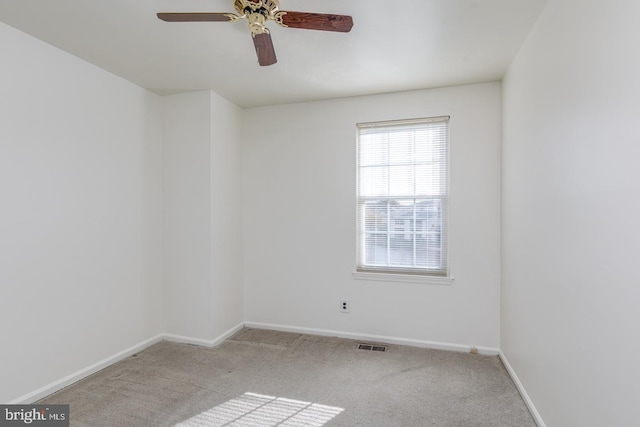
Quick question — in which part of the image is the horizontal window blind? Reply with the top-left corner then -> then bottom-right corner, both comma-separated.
356,117 -> 449,276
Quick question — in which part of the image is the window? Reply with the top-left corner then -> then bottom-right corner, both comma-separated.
356,117 -> 449,279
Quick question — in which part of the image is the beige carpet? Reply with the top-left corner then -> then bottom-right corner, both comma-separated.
39,328 -> 536,426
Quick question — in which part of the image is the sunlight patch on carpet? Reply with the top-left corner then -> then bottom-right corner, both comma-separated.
175,392 -> 344,427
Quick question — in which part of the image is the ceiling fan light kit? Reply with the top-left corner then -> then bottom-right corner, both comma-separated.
157,0 -> 353,66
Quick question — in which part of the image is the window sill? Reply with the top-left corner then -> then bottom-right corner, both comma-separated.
352,271 -> 454,285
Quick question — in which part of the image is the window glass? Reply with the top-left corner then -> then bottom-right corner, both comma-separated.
356,117 -> 449,276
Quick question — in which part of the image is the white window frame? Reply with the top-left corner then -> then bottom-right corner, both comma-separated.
353,116 -> 453,285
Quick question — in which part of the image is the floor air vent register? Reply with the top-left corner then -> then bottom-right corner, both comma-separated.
358,343 -> 387,352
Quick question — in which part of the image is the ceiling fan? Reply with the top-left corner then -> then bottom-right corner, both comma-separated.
157,0 -> 354,66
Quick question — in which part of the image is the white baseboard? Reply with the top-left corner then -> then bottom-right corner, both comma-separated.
499,351 -> 546,427
10,322 -> 245,404
10,334 -> 164,404
163,322 -> 245,348
244,321 -> 500,356
10,321 -> 509,406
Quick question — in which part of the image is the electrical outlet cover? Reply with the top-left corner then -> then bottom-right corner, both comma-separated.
340,300 -> 349,313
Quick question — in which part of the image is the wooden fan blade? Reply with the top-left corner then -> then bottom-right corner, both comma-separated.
253,32 -> 277,66
277,11 -> 353,32
157,13 -> 232,22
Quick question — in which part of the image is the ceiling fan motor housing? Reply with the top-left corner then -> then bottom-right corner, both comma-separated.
234,0 -> 280,19
234,0 -> 281,36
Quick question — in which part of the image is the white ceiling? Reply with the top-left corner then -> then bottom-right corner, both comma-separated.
0,0 -> 547,108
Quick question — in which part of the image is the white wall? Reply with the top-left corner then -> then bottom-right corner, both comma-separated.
209,93 -> 244,336
162,91 -> 243,342
162,92 -> 213,339
0,22 -> 163,403
0,22 -> 244,402
242,83 -> 502,349
502,0 -> 640,425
